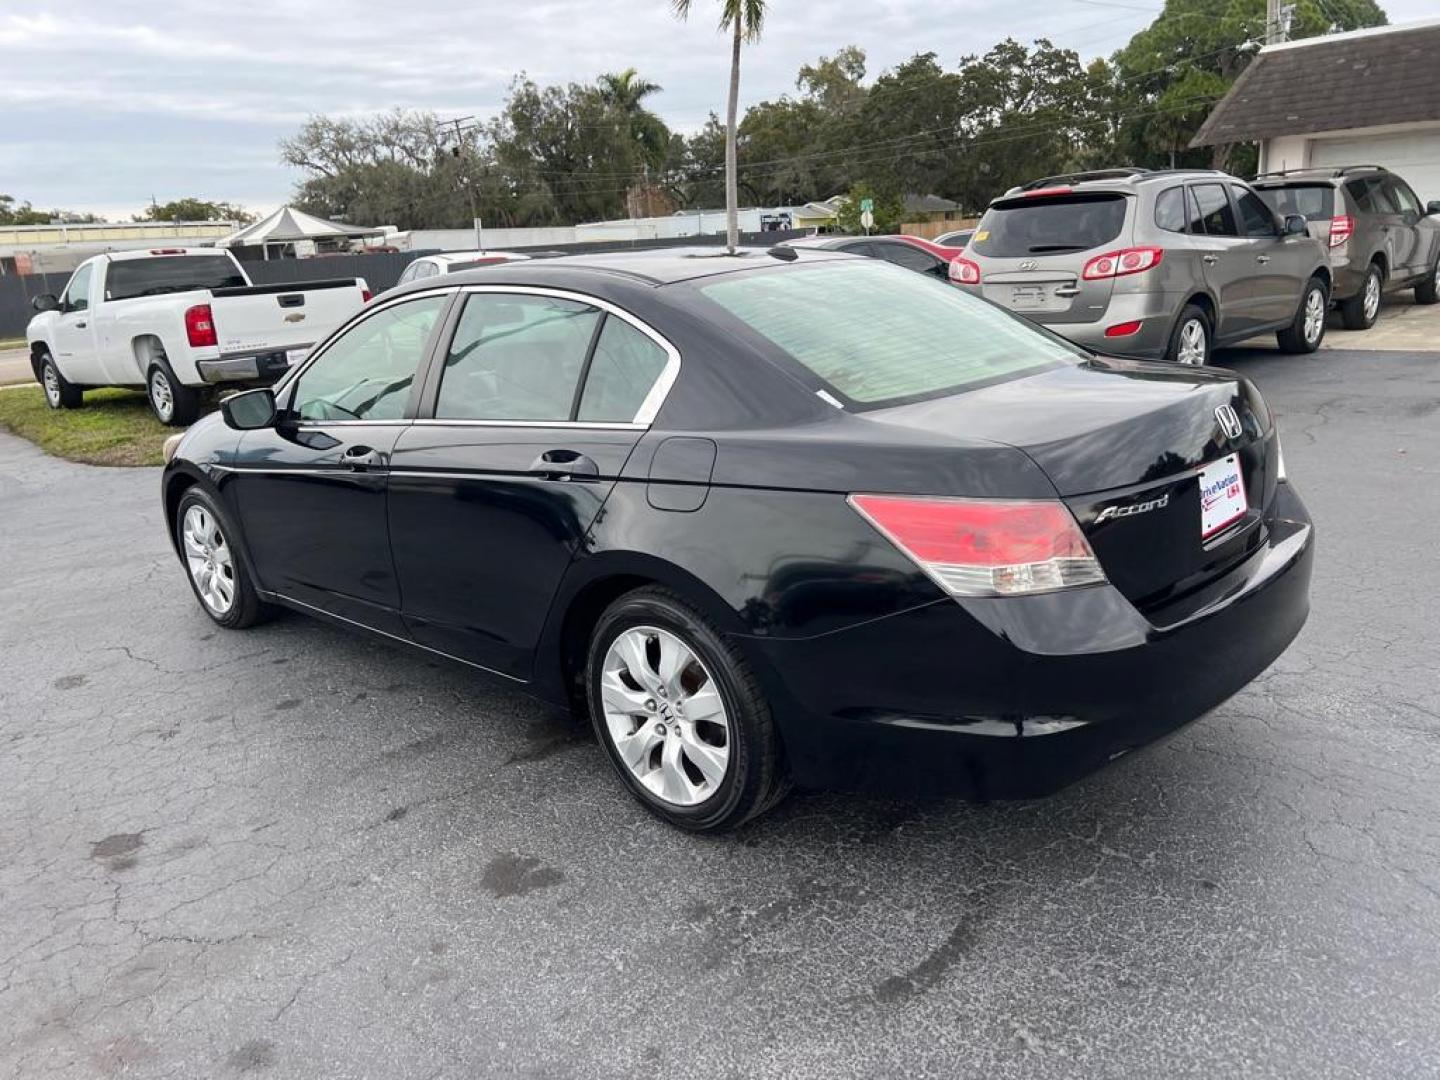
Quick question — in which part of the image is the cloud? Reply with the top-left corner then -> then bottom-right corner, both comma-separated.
2,0 -> 1433,218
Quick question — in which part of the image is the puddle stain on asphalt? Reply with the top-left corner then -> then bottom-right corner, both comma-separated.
52,673 -> 87,691
480,852 -> 565,898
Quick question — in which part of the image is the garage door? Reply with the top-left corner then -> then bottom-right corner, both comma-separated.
1309,130 -> 1440,205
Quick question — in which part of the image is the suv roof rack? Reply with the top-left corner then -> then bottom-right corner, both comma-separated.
1017,168 -> 1149,191
1254,164 -> 1386,180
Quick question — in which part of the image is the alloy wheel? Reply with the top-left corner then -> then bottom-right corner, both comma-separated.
41,363 -> 60,407
149,370 -> 174,422
1305,287 -> 1326,344
599,625 -> 731,807
182,505 -> 235,615
1363,273 -> 1381,322
1177,318 -> 1207,365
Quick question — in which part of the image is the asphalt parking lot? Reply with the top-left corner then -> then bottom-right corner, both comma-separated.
2,346 -> 1438,1079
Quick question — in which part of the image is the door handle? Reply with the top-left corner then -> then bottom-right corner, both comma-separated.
1256,255 -> 1271,264
530,449 -> 599,481
75,320 -> 88,328
341,444 -> 384,470
1202,255 -> 1219,265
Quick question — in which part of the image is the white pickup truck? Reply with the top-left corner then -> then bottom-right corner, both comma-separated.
26,248 -> 370,425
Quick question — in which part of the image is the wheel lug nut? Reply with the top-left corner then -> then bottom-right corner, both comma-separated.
654,722 -> 666,736
645,699 -> 656,712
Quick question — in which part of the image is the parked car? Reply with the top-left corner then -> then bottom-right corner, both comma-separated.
933,228 -> 975,248
394,250 -> 530,287
26,248 -> 370,425
952,168 -> 1331,365
1252,165 -> 1440,330
162,247 -> 1313,832
782,233 -> 960,280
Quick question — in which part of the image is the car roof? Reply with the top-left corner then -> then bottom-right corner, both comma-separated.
394,245 -> 859,293
998,168 -> 1238,201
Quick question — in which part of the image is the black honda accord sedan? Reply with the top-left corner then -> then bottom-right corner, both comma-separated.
161,247 -> 1314,831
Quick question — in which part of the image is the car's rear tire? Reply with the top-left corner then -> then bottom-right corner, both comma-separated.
1277,277 -> 1329,354
1164,305 -> 1211,365
38,351 -> 83,410
1416,257 -> 1440,305
585,586 -> 789,832
148,356 -> 201,427
1338,262 -> 1382,329
175,487 -> 271,629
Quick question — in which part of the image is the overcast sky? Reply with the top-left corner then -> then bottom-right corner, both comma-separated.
1,0 -> 1432,220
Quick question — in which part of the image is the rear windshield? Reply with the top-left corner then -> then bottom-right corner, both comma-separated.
970,194 -> 1128,258
1254,184 -> 1335,221
695,261 -> 1081,407
104,256 -> 246,302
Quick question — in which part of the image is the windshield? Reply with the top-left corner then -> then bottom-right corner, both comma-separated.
1255,184 -> 1335,222
971,194 -> 1128,257
695,260 -> 1082,408
105,255 -> 246,301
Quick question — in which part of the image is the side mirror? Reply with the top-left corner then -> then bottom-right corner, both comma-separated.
1427,200 -> 1440,216
31,293 -> 58,312
1283,214 -> 1308,236
220,388 -> 276,430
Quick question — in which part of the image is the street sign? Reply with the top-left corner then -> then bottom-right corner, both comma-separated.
859,209 -> 875,231
859,197 -> 874,213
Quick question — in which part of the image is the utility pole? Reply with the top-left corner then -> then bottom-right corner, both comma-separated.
442,115 -> 483,250
1266,0 -> 1295,44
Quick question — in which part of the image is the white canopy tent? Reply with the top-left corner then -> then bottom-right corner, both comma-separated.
219,206 -> 384,259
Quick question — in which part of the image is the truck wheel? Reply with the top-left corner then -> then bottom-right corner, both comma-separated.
147,357 -> 200,426
38,351 -> 83,410
1338,262 -> 1382,329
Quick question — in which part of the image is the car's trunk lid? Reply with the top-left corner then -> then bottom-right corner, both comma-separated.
866,356 -> 1277,610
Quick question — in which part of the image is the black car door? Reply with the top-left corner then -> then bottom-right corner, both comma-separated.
228,291 -> 451,634
387,287 -> 677,680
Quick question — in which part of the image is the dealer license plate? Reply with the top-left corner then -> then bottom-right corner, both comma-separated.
1011,284 -> 1046,307
1198,454 -> 1247,538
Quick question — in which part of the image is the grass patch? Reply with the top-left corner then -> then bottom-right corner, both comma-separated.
0,386 -> 213,466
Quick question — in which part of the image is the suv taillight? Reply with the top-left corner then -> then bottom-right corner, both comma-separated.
1328,214 -> 1354,248
1081,247 -> 1163,280
948,257 -> 981,285
184,304 -> 217,348
848,494 -> 1106,597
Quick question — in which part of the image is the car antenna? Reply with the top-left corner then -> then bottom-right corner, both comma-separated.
767,245 -> 798,261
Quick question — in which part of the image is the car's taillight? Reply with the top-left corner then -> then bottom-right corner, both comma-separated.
1081,247 -> 1163,280
361,288 -> 373,303
948,257 -> 981,285
1328,214 -> 1353,248
184,304 -> 217,348
848,494 -> 1106,597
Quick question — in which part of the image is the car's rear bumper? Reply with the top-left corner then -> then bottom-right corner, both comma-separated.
741,482 -> 1313,800
961,287 -> 1181,361
197,346 -> 310,385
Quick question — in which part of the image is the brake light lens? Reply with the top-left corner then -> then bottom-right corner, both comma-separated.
361,288 -> 373,303
848,494 -> 1106,597
1082,247 -> 1163,280
1023,187 -> 1072,198
184,303 -> 217,348
948,257 -> 981,285
148,248 -> 185,255
1328,214 -> 1353,248
1104,320 -> 1143,337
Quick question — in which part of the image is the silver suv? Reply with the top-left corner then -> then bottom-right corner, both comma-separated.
952,168 -> 1331,365
1252,165 -> 1440,331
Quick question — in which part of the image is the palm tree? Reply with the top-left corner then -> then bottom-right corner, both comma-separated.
598,68 -> 669,169
672,0 -> 766,253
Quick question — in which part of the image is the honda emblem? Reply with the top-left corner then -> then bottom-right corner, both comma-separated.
1215,404 -> 1243,440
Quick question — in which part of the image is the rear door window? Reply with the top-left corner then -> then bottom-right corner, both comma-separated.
1255,184 -> 1335,222
576,317 -> 671,423
874,242 -> 940,274
971,194 -> 1127,257
1190,184 -> 1239,237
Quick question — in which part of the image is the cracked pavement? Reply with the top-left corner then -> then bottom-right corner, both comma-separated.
1,346 -> 1438,1079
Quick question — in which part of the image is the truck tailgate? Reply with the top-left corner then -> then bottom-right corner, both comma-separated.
209,279 -> 366,357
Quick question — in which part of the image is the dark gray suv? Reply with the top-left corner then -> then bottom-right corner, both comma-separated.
953,168 -> 1331,365
1252,165 -> 1440,330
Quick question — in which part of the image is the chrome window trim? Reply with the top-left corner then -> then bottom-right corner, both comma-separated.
410,418 -> 643,431
271,287 -> 455,398
451,284 -> 681,427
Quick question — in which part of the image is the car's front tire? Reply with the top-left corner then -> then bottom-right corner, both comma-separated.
148,356 -> 201,427
1277,277 -> 1329,354
586,587 -> 788,832
1165,305 -> 1211,365
37,351 -> 83,410
1338,262 -> 1382,329
175,488 -> 270,629
1416,257 -> 1440,306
